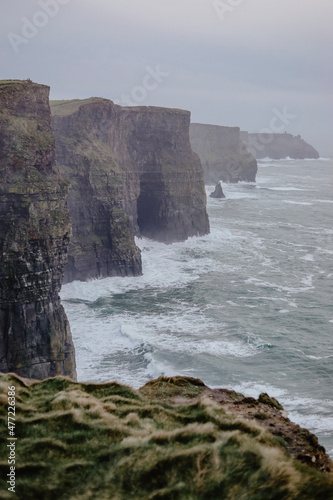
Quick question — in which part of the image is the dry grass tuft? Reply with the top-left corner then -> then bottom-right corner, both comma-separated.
0,374 -> 332,499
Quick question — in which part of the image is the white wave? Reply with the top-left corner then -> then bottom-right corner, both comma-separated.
223,381 -> 287,400
300,254 -> 314,261
282,201 -> 313,206
303,157 -> 332,161
301,274 -> 313,287
257,157 -> 296,163
258,157 -> 277,163
245,277 -> 314,294
267,187 -> 307,191
304,354 -> 333,360
222,192 -> 257,200
288,412 -> 333,434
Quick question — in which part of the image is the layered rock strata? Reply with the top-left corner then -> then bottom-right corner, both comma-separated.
51,99 -> 142,283
190,123 -> 257,184
122,106 -> 210,242
240,131 -> 320,159
0,80 -> 76,379
51,100 -> 209,282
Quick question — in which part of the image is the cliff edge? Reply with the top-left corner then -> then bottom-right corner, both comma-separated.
0,80 -> 76,380
190,123 -> 258,184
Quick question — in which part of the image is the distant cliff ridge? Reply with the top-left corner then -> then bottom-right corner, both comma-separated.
0,80 -> 76,379
240,132 -> 320,159
52,99 -> 209,282
190,123 -> 258,184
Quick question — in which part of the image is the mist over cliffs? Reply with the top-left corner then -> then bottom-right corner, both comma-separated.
0,81 -> 76,380
190,123 -> 258,184
52,99 -> 210,283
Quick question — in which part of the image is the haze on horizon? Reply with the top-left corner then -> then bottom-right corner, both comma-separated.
1,0 -> 332,156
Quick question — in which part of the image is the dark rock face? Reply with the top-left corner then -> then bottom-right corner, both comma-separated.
240,132 -> 320,159
0,81 -> 76,380
190,123 -> 257,184
51,99 -> 142,283
51,100 -> 209,283
122,107 -> 210,243
210,182 -> 226,199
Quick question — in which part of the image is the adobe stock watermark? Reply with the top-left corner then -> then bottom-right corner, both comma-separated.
8,0 -> 72,55
240,106 -> 297,159
114,65 -> 169,106
212,0 -> 245,22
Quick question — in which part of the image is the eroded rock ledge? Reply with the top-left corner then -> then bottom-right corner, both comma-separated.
0,80 -> 76,380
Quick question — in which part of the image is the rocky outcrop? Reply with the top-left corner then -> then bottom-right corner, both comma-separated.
210,181 -> 226,199
0,80 -> 76,380
190,123 -> 257,184
240,131 -> 320,159
51,100 -> 209,282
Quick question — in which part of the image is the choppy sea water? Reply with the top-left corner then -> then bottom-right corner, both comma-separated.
61,158 -> 333,456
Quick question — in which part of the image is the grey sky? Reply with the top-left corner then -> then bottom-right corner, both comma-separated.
1,0 -> 332,155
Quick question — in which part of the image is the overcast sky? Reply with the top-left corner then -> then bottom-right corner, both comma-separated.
1,0 -> 332,155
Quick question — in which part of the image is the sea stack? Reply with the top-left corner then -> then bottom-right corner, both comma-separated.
0,80 -> 76,380
210,181 -> 226,199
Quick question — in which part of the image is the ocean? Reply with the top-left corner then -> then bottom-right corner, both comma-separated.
60,158 -> 333,457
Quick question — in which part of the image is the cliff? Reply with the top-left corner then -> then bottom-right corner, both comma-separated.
122,106 -> 210,242
0,80 -> 76,380
1,373 -> 332,499
51,98 -> 142,283
240,132 -> 320,159
51,100 -> 209,282
190,123 -> 258,184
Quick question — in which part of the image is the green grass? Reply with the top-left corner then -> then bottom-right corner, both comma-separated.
0,80 -> 24,85
50,98 -> 106,116
0,374 -> 332,500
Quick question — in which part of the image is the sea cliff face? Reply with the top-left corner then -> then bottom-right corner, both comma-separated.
190,123 -> 258,184
0,81 -> 76,380
51,99 -> 142,283
121,107 -> 210,242
240,132 -> 320,159
52,99 -> 209,283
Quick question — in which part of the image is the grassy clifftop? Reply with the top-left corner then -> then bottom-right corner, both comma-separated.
0,374 -> 332,499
